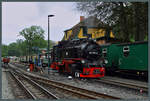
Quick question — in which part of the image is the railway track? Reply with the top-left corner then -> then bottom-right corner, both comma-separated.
9,65 -> 121,99
23,73 -> 121,99
9,71 -> 59,100
9,63 -> 122,99
95,78 -> 148,93
10,63 -> 148,96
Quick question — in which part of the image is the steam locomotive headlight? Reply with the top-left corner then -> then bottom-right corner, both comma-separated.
104,59 -> 108,64
81,60 -> 85,64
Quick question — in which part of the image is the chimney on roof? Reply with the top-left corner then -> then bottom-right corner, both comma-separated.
80,16 -> 84,22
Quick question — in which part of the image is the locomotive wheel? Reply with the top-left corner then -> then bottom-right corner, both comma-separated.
69,64 -> 75,76
70,64 -> 81,78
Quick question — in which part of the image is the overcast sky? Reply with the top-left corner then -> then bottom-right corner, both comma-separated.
2,2 -> 83,45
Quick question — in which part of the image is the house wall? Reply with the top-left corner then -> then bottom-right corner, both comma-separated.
96,40 -> 106,45
64,29 -> 73,40
63,27 -> 115,40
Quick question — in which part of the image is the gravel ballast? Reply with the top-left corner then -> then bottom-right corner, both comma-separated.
9,63 -> 149,100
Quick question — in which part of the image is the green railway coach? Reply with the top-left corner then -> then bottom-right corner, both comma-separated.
100,41 -> 148,78
101,44 -> 119,74
117,41 -> 148,77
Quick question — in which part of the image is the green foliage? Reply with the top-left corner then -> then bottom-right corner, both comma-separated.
144,35 -> 148,41
76,2 -> 148,42
17,39 -> 28,56
19,25 -> 45,56
19,25 -> 45,45
2,39 -> 56,57
19,26 -> 45,40
7,42 -> 21,56
2,45 -> 8,57
2,25 -> 56,57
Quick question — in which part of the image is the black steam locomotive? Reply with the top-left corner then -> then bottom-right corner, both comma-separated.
50,38 -> 105,78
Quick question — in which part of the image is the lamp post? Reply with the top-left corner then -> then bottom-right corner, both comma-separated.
48,15 -> 54,74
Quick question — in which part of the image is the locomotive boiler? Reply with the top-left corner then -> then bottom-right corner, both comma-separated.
50,38 -> 105,78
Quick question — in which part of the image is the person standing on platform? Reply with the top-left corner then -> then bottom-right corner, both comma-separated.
34,57 -> 38,72
29,59 -> 34,72
38,56 -> 43,74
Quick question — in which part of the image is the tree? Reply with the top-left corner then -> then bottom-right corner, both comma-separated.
2,25 -> 57,58
2,45 -> 8,57
132,2 -> 148,41
19,25 -> 45,58
16,39 -> 28,56
7,42 -> 21,56
76,2 -> 148,42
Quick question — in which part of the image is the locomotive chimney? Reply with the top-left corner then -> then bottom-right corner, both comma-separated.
80,16 -> 84,22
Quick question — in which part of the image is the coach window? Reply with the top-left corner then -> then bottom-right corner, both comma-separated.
123,46 -> 130,57
102,48 -> 107,57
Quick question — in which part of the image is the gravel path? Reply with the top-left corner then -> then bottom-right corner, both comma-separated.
2,68 -> 14,99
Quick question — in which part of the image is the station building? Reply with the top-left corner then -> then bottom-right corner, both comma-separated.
62,16 -> 120,45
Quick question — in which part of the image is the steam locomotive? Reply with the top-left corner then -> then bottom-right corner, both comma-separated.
50,38 -> 105,78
